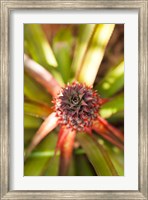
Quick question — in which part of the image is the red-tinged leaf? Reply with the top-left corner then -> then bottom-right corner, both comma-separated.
99,98 -> 110,105
55,126 -> 69,155
25,112 -> 58,159
92,120 -> 124,150
98,116 -> 124,143
58,129 -> 76,176
24,54 -> 61,97
84,127 -> 93,136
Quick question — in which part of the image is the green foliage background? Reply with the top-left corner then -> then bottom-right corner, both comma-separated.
24,24 -> 124,176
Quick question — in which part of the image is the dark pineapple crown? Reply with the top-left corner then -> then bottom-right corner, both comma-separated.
54,82 -> 101,131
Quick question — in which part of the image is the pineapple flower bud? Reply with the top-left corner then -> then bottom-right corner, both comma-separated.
53,82 -> 101,131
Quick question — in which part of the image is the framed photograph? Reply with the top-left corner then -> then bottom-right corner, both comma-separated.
1,0 -> 147,199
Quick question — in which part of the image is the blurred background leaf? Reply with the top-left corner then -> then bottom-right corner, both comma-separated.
24,24 -> 58,69
24,101 -> 52,119
24,132 -> 59,176
53,28 -> 74,83
97,137 -> 124,176
95,61 -> 124,97
76,24 -> 115,86
71,24 -> 95,74
100,93 -> 124,119
77,132 -> 118,176
24,114 -> 43,129
24,72 -> 52,105
74,154 -> 96,176
24,24 -> 65,85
